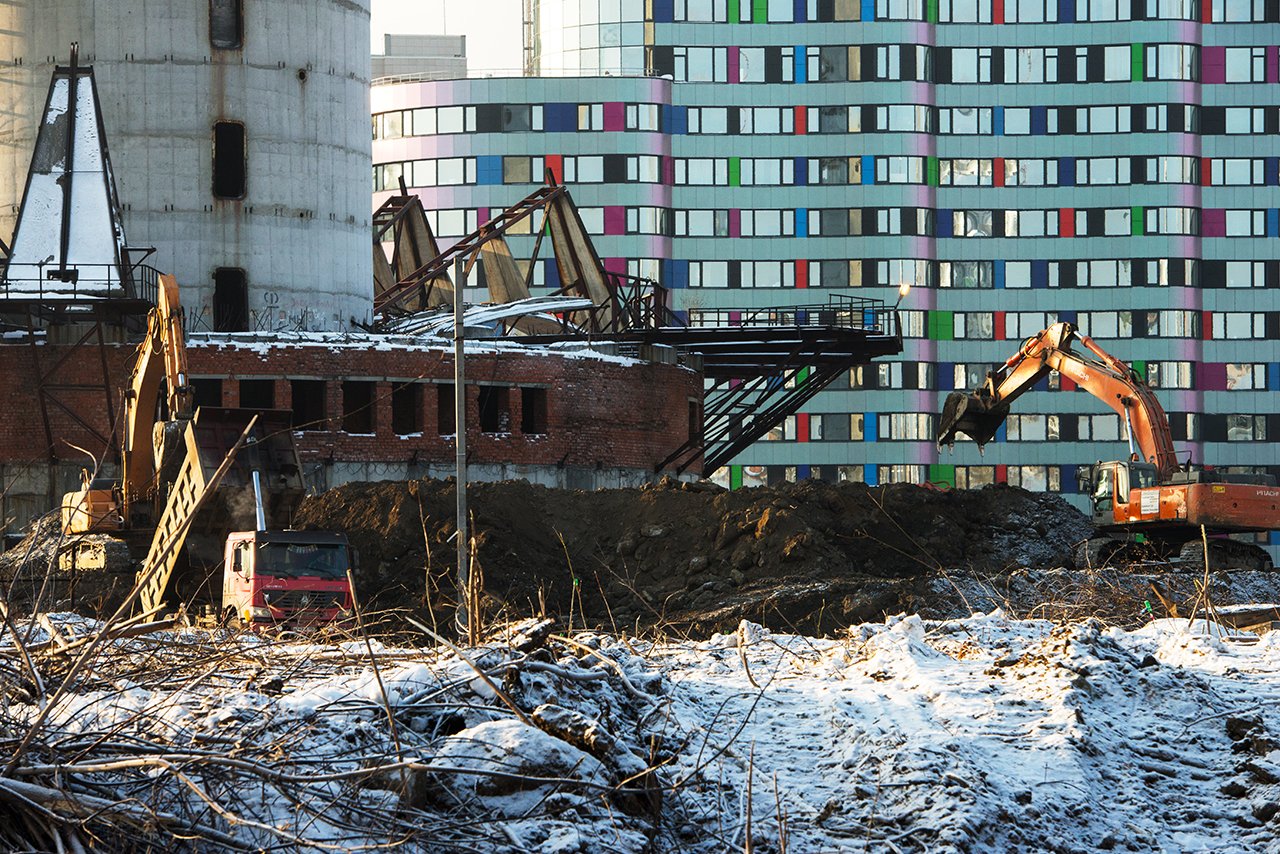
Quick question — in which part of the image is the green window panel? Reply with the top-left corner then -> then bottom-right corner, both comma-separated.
728,0 -> 740,20
1131,43 -> 1144,81
1132,360 -> 1147,381
928,464 -> 955,487
798,366 -> 810,385
729,157 -> 741,186
926,156 -> 939,187
927,310 -> 954,340
1131,206 -> 1144,236
926,0 -> 938,22
753,0 -> 767,22
730,465 -> 743,489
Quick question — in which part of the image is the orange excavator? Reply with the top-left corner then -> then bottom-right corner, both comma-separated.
937,321 -> 1278,571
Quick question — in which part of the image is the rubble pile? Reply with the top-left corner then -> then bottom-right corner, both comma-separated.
294,479 -> 1095,635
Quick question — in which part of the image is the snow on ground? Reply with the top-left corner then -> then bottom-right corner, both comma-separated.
2,611 -> 1280,852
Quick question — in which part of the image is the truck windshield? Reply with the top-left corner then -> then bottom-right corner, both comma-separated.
256,543 -> 348,579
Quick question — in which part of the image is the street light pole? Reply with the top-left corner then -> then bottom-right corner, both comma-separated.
453,257 -> 469,644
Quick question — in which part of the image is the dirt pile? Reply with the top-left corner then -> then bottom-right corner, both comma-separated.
293,478 -> 1094,635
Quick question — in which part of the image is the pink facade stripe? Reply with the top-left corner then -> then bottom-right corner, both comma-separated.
603,257 -> 626,274
603,102 -> 625,132
1202,208 -> 1226,237
1202,46 -> 1225,84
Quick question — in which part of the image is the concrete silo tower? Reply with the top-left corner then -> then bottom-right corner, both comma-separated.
0,0 -> 373,331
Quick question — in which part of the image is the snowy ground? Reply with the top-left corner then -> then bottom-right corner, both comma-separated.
2,611 -> 1280,852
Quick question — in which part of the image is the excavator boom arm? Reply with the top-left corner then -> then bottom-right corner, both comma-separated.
936,322 -> 1180,477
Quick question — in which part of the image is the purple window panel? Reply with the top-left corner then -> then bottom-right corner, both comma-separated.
1201,46 -> 1225,84
603,102 -> 625,131
1202,208 -> 1226,237
603,206 -> 626,235
728,46 -> 740,83
1269,46 -> 1279,83
1197,362 -> 1227,391
729,208 -> 741,238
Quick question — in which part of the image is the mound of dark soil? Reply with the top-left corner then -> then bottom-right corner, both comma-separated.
293,478 -> 1093,636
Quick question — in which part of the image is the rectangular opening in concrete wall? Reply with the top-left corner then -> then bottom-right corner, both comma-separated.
342,382 -> 376,434
391,383 -> 423,435
479,386 -> 511,434
521,387 -> 547,434
291,380 -> 326,431
191,378 -> 223,409
212,122 -> 247,199
238,379 -> 274,410
210,0 -> 243,50
213,267 -> 248,332
688,399 -> 701,442
437,384 -> 455,435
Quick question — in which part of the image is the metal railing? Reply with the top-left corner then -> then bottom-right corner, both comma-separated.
0,261 -> 158,305
687,294 -> 896,335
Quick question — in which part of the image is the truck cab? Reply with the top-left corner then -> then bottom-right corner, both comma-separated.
222,530 -> 353,629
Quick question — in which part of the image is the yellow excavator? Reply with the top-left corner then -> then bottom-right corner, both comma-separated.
59,275 -> 354,626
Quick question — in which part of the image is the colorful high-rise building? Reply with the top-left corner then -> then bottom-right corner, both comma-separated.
373,2 -> 1280,545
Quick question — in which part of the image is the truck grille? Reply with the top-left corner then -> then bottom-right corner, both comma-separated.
264,590 -> 344,611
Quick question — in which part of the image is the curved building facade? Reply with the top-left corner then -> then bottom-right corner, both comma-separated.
375,7 -> 1280,549
0,0 -> 373,331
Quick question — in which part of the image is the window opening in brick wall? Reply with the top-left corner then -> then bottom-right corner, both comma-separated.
342,382 -> 376,434
213,121 -> 247,199
521,387 -> 548,434
210,0 -> 243,49
238,379 -> 274,410
191,378 -> 223,410
213,267 -> 248,332
688,399 -> 701,443
479,386 -> 511,433
291,380 -> 326,431
392,382 -> 423,435
437,384 -> 456,435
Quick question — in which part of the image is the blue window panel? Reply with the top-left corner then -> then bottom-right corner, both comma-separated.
1269,362 -> 1280,391
1058,0 -> 1075,22
1058,309 -> 1077,325
993,106 -> 1004,136
938,363 -> 955,390
794,157 -> 808,184
1267,157 -> 1279,186
674,259 -> 690,288
544,259 -> 561,290
862,309 -> 877,327
865,414 -> 878,442
1060,466 -> 1078,495
794,0 -> 807,20
1270,531 -> 1280,546
544,103 -> 576,132
862,155 -> 874,184
653,0 -> 675,21
794,46 -> 807,83
995,423 -> 1007,443
1058,158 -> 1075,187
1030,107 -> 1047,136
861,0 -> 875,18
936,210 -> 953,238
1268,209 -> 1280,238
476,155 -> 502,185
1032,259 -> 1049,288
796,208 -> 808,237
670,106 -> 688,135
865,463 -> 879,486
994,259 -> 1005,289
797,464 -> 812,480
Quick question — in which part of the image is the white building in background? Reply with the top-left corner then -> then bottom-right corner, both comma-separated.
0,0 -> 373,332
373,34 -> 468,81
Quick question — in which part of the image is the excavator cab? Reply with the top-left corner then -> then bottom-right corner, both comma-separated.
1088,460 -> 1158,525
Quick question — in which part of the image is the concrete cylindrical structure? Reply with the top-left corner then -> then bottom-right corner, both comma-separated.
0,0 -> 373,331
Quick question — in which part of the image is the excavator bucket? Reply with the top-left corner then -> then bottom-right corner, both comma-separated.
936,392 -> 1009,450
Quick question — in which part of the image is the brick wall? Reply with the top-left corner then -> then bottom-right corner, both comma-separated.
0,334 -> 703,517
